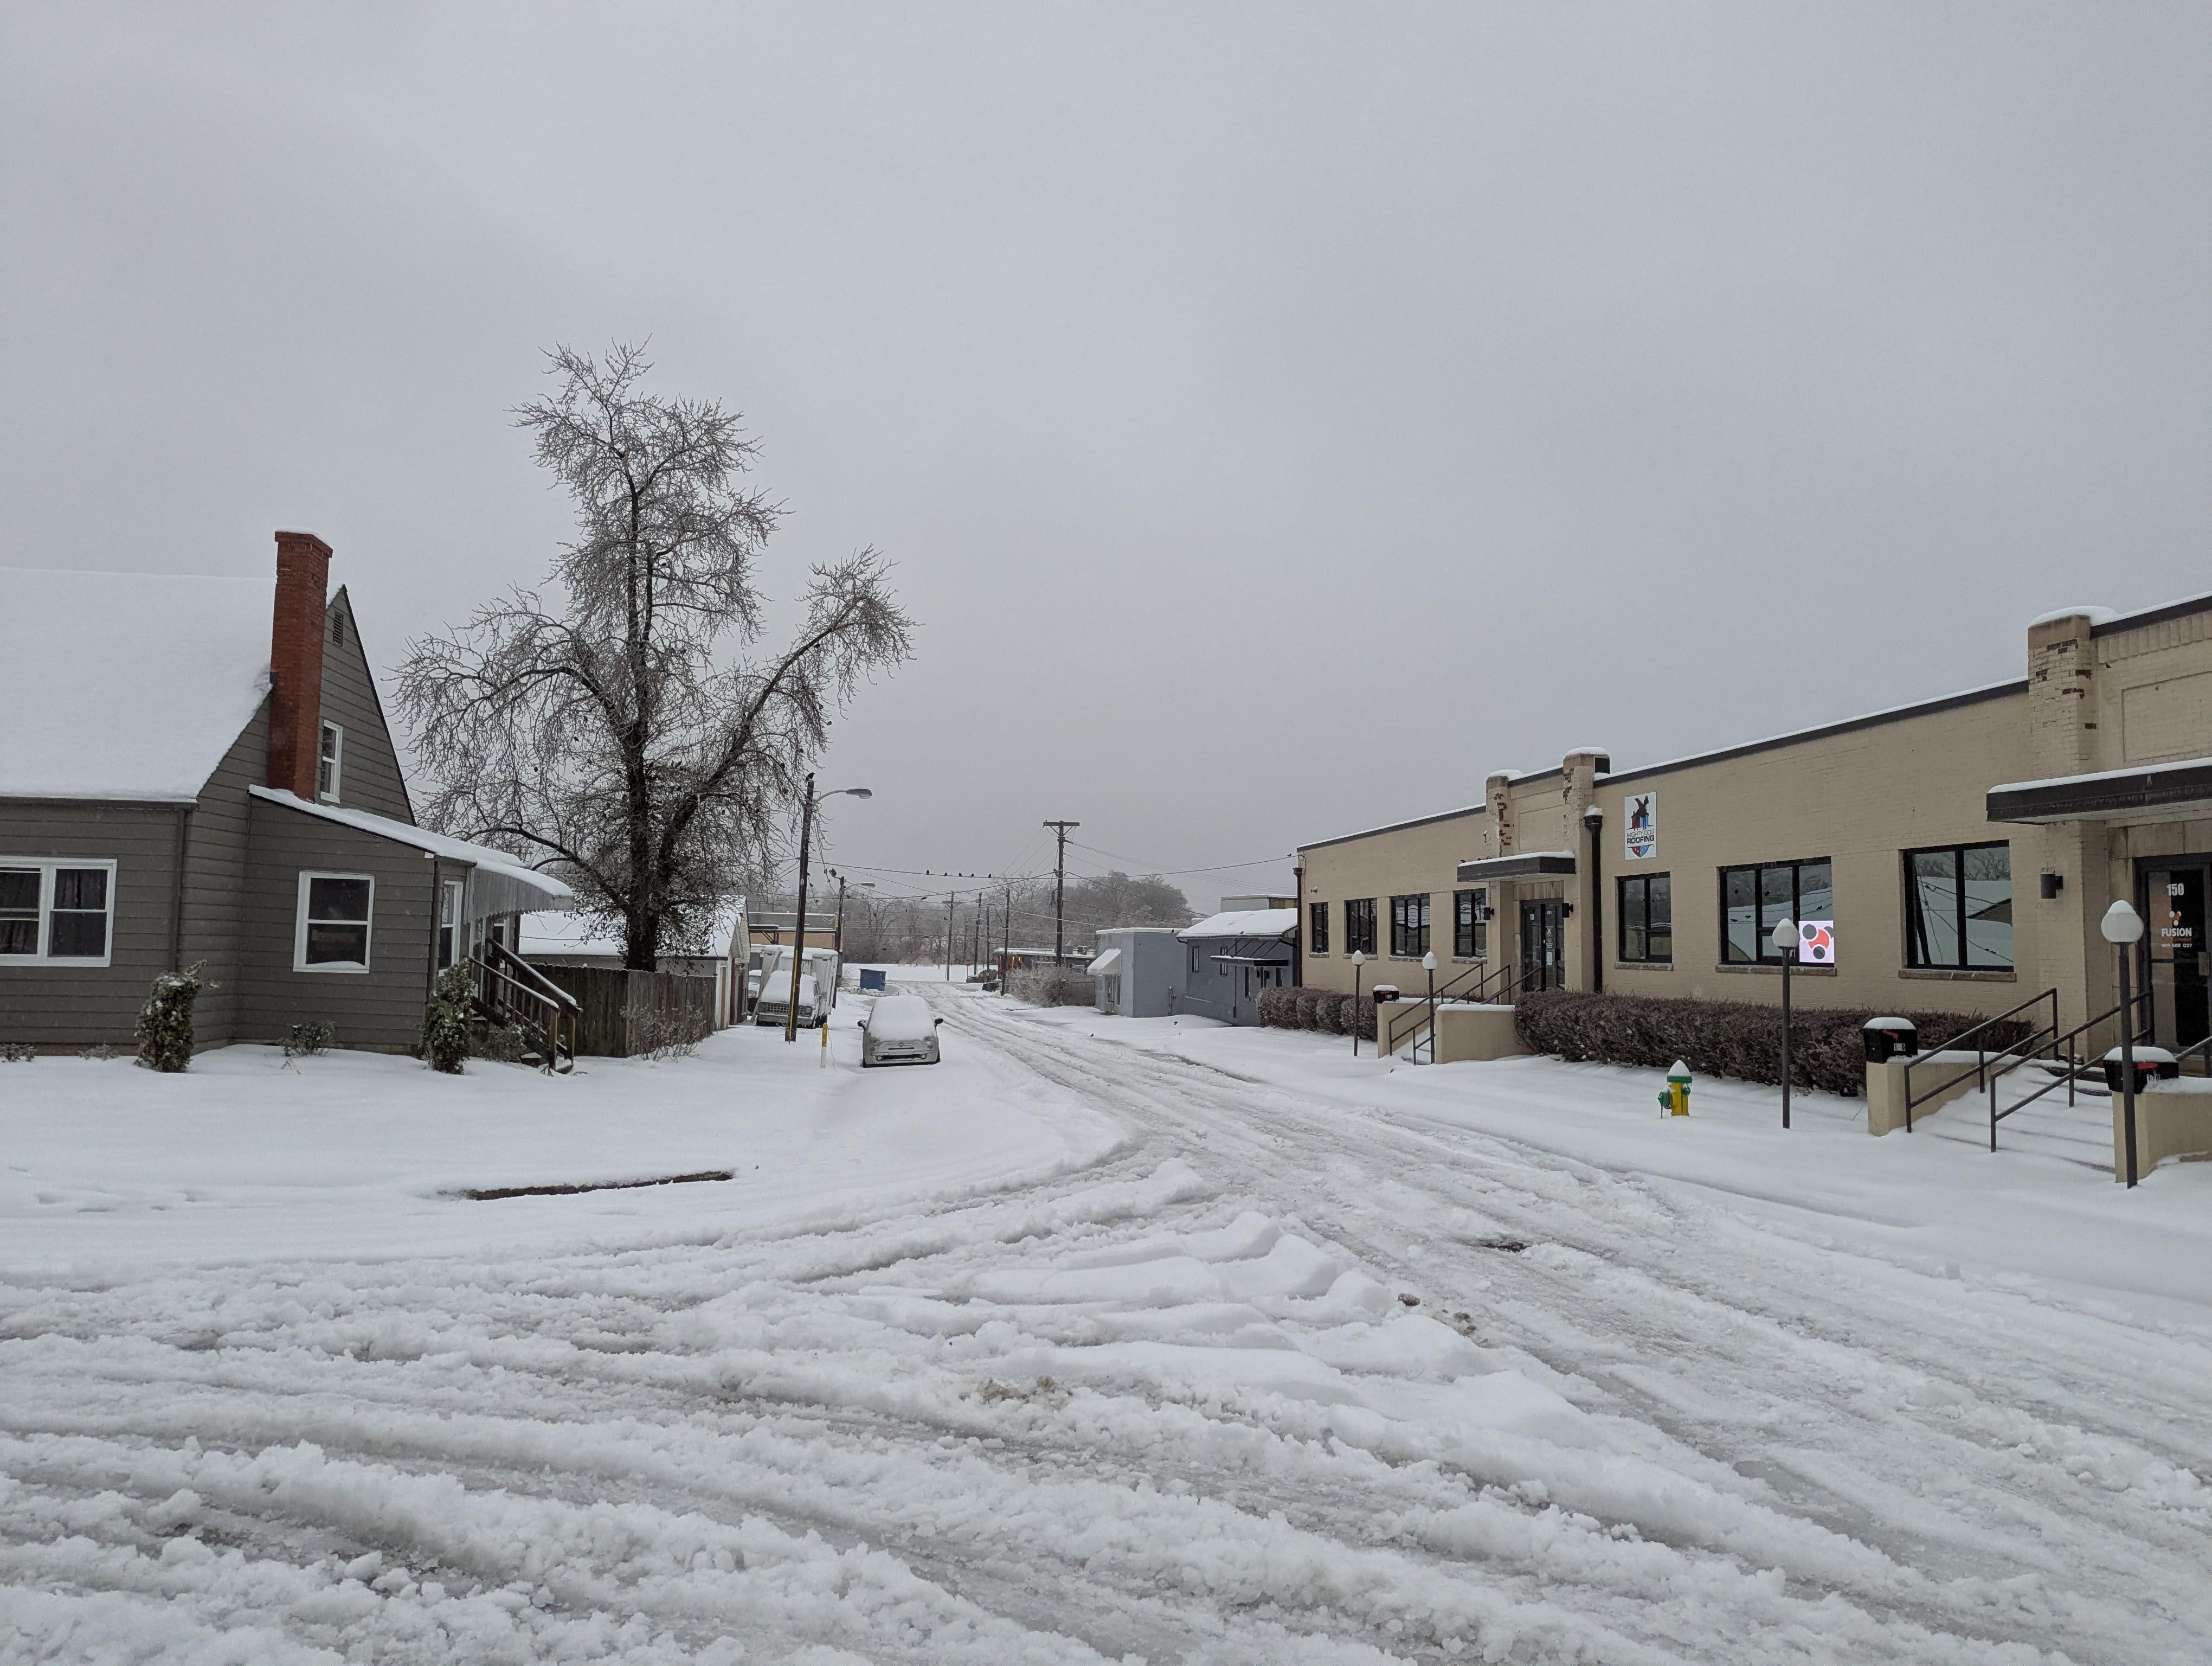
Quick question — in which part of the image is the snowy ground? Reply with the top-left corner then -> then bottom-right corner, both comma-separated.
3,983 -> 2209,1663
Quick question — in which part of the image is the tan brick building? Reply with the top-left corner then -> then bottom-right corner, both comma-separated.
1296,593 -> 2212,1054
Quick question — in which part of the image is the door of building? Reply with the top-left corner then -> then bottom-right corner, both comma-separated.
1520,899 -> 1565,994
2143,861 -> 2210,1050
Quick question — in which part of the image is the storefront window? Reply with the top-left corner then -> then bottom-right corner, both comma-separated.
1453,889 -> 1487,959
1619,873 -> 1671,963
1904,843 -> 2010,969
1721,858 -> 1832,964
1389,894 -> 1431,957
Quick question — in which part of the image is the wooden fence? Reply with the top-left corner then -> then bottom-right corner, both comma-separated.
531,964 -> 718,1058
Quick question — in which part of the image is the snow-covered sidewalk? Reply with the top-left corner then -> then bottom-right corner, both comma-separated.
3,983 -> 2209,1662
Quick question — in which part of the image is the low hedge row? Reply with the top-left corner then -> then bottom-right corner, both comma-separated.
1513,990 -> 2031,1098
1257,984 -> 1375,1042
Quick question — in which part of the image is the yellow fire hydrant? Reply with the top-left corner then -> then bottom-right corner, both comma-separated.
1658,1060 -> 1692,1117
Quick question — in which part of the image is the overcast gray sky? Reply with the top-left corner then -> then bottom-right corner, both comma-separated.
5,4 -> 2207,905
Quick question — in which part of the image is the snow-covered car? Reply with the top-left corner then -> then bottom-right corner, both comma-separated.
858,994 -> 941,1067
754,972 -> 822,1028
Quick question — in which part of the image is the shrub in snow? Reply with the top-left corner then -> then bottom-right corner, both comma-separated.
0,1042 -> 32,1063
1009,966 -> 1092,1007
1513,991 -> 2034,1097
282,1022 -> 333,1061
1317,991 -> 1349,1035
422,965 -> 475,1074
625,1003 -> 709,1060
77,1043 -> 120,1061
1294,988 -> 1326,1030
1256,986 -> 1299,1027
135,964 -> 206,1073
476,1022 -> 531,1064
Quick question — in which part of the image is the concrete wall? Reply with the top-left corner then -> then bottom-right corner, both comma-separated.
1092,927 -> 1185,1017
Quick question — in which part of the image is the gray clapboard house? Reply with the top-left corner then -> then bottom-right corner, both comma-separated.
0,531 -> 574,1056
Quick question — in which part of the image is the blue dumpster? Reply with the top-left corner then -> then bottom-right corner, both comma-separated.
859,968 -> 887,992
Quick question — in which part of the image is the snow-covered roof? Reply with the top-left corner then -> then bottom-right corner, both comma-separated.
2027,605 -> 2119,629
0,568 -> 274,801
1179,908 -> 1299,941
1988,754 -> 2212,796
250,788 -> 575,907
519,910 -> 623,959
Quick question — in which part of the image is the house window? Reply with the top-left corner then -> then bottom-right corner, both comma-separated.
1389,894 -> 1431,957
1618,873 -> 1671,964
437,879 -> 465,969
1720,858 -> 1832,964
1453,889 -> 1488,959
295,872 -> 375,971
1188,943 -> 1204,977
1308,901 -> 1330,954
1904,843 -> 2011,970
0,860 -> 115,965
1344,898 -> 1378,957
317,722 -> 344,803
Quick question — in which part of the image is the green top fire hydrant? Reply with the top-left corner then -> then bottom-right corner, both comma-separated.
1658,1060 -> 1692,1117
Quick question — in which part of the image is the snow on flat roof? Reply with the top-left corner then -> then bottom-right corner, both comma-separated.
0,568 -> 275,801
250,787 -> 575,904
1179,908 -> 1299,940
2027,605 -> 2118,628
519,910 -> 622,958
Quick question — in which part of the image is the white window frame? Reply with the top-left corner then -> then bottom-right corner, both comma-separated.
294,870 -> 375,973
317,721 -> 344,804
0,857 -> 117,967
437,878 -> 465,970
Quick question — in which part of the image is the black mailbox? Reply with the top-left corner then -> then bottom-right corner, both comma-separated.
1371,984 -> 1400,1005
1863,1017 -> 1918,1063
2104,1048 -> 2178,1093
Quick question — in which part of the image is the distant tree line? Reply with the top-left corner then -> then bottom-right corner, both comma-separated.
828,871 -> 1194,966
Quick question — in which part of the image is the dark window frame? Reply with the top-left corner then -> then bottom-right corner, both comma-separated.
1617,873 -> 1672,964
1452,888 -> 1488,959
1902,841 -> 2012,970
1308,900 -> 1329,954
1343,898 -> 1378,957
1718,857 -> 1834,965
1388,893 -> 1431,957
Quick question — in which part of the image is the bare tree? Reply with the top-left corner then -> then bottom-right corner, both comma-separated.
400,343 -> 914,968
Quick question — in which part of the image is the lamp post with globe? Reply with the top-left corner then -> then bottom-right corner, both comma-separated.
1773,917 -> 1798,1129
1349,950 -> 1367,1056
2104,900 -> 2147,1187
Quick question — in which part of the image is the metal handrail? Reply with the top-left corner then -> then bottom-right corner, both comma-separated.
1984,988 -> 2155,1150
1382,958 -> 1534,1059
1902,988 -> 2059,1132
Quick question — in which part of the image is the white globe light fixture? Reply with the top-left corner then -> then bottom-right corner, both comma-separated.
1772,917 -> 1798,955
2101,900 -> 2145,945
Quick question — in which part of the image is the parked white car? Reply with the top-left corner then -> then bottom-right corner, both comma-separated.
858,994 -> 942,1067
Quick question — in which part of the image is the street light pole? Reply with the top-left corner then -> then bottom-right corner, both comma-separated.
785,779 -> 872,1042
1350,950 -> 1367,1057
1772,917 -> 1797,1129
1422,949 -> 1437,1063
2104,900 -> 2147,1188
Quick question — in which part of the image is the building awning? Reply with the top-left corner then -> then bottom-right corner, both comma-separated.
1455,850 -> 1577,883
1085,948 -> 1123,977
1209,954 -> 1294,966
1179,908 -> 1298,941
1986,756 -> 2212,824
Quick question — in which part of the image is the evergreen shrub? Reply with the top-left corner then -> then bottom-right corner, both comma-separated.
135,964 -> 206,1073
422,964 -> 474,1074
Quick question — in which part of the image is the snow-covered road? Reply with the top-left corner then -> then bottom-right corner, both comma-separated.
5,986 -> 2209,1663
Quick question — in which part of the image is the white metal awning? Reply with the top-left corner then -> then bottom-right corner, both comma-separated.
1085,948 -> 1123,977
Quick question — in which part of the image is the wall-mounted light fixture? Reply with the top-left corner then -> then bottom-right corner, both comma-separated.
2040,872 -> 2065,900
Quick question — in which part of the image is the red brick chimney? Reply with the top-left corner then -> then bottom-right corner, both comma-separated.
267,530 -> 332,797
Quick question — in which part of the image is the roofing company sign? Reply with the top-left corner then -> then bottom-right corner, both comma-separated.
1623,792 -> 1658,861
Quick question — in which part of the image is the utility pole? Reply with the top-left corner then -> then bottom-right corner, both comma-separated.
1004,879 -> 1014,990
786,773 -> 816,1042
945,892 -> 957,982
832,872 -> 848,956
1043,820 -> 1079,965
